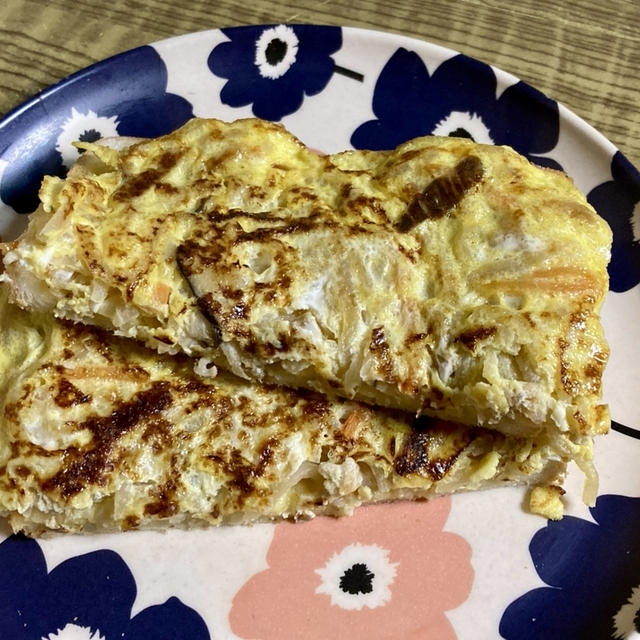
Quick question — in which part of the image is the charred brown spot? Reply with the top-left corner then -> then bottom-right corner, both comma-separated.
41,382 -> 173,499
399,379 -> 420,396
346,195 -> 389,223
205,149 -> 237,172
405,332 -> 428,346
144,478 -> 178,518
276,332 -> 292,353
159,152 -> 179,170
558,337 -> 580,396
236,216 -> 340,243
177,242 -> 254,344
123,515 -> 140,530
195,294 -> 223,345
288,186 -> 318,201
183,385 -> 233,419
114,152 -> 181,200
595,404 -> 610,434
11,441 -> 62,460
54,379 -> 91,408
370,326 -> 394,382
394,418 -> 474,480
584,363 -> 601,379
141,417 -> 172,453
570,309 -> 589,329
221,286 -> 245,301
396,242 -> 420,263
301,392 -> 331,418
395,431 -> 429,477
257,438 -> 277,476
400,429 -> 447,474
205,439 -> 276,500
573,411 -> 588,432
398,149 -> 422,164
156,182 -> 179,195
14,465 -> 31,479
221,453 -> 254,495
396,155 -> 484,231
125,277 -> 142,302
455,326 -> 497,352
247,185 -> 267,200
583,349 -> 608,392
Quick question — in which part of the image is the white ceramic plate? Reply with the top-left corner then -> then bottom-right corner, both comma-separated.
0,26 -> 639,640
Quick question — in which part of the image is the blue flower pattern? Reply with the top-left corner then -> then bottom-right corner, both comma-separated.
350,48 -> 562,170
0,534 -> 211,639
0,46 -> 193,214
499,494 -> 640,639
587,151 -> 640,292
207,24 -> 342,121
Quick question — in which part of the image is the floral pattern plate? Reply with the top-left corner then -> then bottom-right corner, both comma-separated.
0,25 -> 639,640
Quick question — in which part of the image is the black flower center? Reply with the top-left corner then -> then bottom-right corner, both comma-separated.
448,127 -> 475,141
78,128 -> 102,143
77,129 -> 102,154
339,563 -> 374,595
265,38 -> 288,66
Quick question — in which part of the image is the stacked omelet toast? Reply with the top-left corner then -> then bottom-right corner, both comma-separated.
0,118 -> 612,534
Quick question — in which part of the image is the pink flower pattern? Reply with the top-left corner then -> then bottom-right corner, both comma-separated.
230,498 -> 473,639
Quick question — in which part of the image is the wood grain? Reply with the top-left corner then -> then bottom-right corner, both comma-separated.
0,0 -> 638,168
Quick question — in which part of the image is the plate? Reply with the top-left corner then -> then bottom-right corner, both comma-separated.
1,25 -> 639,640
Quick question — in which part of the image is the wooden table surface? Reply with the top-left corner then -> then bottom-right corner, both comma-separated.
0,0 -> 638,169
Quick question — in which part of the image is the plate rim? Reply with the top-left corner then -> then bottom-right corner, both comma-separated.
0,23 -> 638,640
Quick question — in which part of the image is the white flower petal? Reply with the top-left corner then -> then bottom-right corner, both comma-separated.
43,623 -> 107,640
315,542 -> 398,611
56,108 -> 120,169
431,111 -> 494,145
254,25 -> 299,80
613,584 -> 640,639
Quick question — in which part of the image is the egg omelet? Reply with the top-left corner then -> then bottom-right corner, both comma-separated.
0,287 -> 568,535
0,118 -> 611,505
